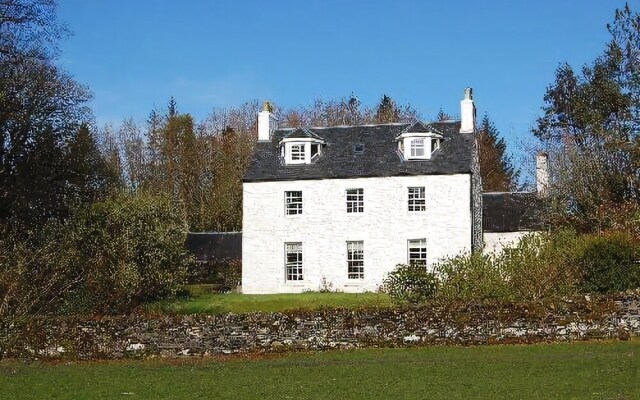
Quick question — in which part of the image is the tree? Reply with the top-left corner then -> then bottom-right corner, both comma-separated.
533,3 -> 640,231
0,0 -> 67,61
477,114 -> 518,191
0,0 -> 100,227
374,94 -> 400,123
436,108 -> 452,121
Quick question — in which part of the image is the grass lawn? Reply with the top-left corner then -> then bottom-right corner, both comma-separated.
0,340 -> 638,399
150,285 -> 392,314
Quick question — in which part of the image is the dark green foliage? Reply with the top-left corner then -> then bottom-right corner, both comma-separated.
62,193 -> 192,314
187,259 -> 241,290
578,232 -> 640,293
383,263 -> 437,303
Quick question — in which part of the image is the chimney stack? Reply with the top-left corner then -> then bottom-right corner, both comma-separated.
258,101 -> 276,141
536,151 -> 549,197
460,87 -> 476,134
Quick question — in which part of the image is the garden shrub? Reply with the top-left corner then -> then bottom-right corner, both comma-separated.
499,230 -> 581,301
435,252 -> 511,302
63,193 -> 194,314
577,231 -> 640,293
383,263 -> 437,303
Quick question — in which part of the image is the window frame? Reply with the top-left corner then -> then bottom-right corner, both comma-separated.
285,191 -> 303,215
410,138 -> 426,158
407,238 -> 427,266
408,186 -> 426,212
285,242 -> 303,281
346,188 -> 364,213
290,144 -> 305,161
347,241 -> 364,280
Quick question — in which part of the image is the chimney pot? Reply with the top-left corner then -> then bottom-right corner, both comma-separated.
460,87 -> 476,133
536,151 -> 549,197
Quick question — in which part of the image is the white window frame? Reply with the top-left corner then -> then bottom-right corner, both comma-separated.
285,242 -> 303,281
290,144 -> 305,161
346,188 -> 364,213
408,186 -> 426,212
407,239 -> 427,266
410,138 -> 425,158
285,191 -> 303,215
347,241 -> 364,280
431,138 -> 440,153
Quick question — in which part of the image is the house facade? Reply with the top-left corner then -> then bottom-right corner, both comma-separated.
242,89 -> 482,294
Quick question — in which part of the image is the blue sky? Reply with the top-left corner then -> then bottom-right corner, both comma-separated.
57,0 -> 637,154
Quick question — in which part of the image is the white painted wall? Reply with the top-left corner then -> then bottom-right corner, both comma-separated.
242,174 -> 472,294
483,231 -> 533,255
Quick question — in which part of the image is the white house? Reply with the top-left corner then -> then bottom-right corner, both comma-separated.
241,89 -> 484,294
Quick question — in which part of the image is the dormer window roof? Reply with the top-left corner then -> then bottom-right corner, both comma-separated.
279,128 -> 326,165
396,122 -> 444,161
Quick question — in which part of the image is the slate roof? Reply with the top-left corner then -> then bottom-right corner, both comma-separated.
283,127 -> 325,141
185,232 -> 242,262
244,121 -> 473,182
482,192 -> 545,232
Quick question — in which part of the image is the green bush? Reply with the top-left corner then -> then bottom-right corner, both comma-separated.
383,263 -> 437,303
577,232 -> 640,293
435,252 -> 510,302
499,231 -> 581,301
64,193 -> 193,314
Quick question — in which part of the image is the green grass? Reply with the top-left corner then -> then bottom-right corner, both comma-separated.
1,340 -> 638,399
150,285 -> 392,314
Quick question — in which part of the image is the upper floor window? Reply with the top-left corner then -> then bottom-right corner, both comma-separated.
410,138 -> 425,158
291,144 -> 305,161
285,191 -> 302,215
347,241 -> 364,279
408,187 -> 426,212
431,138 -> 440,152
346,188 -> 364,213
285,242 -> 303,281
408,239 -> 427,266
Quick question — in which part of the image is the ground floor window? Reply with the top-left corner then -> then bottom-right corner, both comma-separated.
285,242 -> 303,281
408,238 -> 427,266
347,241 -> 364,279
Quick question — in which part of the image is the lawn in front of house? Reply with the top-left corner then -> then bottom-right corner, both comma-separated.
149,285 -> 393,314
1,340 -> 638,399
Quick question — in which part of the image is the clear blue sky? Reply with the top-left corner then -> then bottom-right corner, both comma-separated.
57,0 -> 638,153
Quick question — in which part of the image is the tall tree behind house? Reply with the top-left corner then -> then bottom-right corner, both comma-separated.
477,114 -> 519,192
532,3 -> 640,231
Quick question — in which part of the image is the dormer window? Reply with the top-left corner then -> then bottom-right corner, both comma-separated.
396,122 -> 444,161
280,128 -> 326,165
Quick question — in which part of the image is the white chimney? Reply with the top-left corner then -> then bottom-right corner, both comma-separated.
258,101 -> 276,141
460,87 -> 476,134
536,151 -> 549,197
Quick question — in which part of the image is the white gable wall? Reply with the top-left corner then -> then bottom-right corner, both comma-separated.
483,231 -> 535,255
242,174 -> 472,294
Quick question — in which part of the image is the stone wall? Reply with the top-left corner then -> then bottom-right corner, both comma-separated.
6,295 -> 640,360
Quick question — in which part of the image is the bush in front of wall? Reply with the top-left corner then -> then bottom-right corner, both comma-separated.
383,263 -> 437,303
434,252 -> 511,302
577,231 -> 640,294
64,193 -> 193,314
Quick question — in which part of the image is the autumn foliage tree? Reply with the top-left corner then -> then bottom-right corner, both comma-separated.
476,114 -> 518,191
